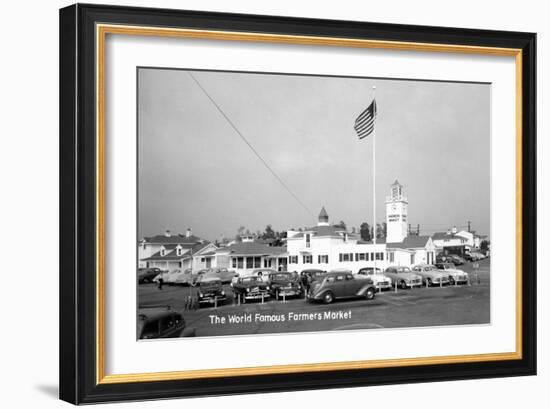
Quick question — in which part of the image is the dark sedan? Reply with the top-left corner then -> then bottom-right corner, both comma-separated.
137,306 -> 195,339
232,276 -> 271,303
307,270 -> 376,304
268,272 -> 302,299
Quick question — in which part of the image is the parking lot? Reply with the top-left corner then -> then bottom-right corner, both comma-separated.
138,258 -> 490,337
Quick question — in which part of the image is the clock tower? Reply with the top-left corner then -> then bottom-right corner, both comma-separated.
385,180 -> 408,243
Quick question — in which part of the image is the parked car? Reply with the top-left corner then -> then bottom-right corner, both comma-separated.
300,269 -> 327,291
191,269 -> 211,286
137,306 -> 195,339
153,269 -> 180,285
174,268 -> 194,286
307,269 -> 376,304
356,267 -> 393,290
447,254 -> 465,265
412,264 -> 450,286
232,276 -> 271,302
268,271 -> 302,299
208,267 -> 238,284
435,262 -> 469,285
469,252 -> 486,261
197,277 -> 227,306
383,266 -> 423,289
231,268 -> 276,287
138,267 -> 161,284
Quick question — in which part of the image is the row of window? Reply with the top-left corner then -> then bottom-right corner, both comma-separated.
288,255 -> 330,264
231,256 -> 262,269
339,252 -> 384,262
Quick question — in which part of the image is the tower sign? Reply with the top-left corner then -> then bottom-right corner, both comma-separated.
385,180 -> 408,243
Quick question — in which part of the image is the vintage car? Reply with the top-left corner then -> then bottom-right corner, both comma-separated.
207,267 -> 238,284
232,276 -> 271,302
447,254 -> 465,265
173,268 -> 194,286
307,270 -> 376,304
383,266 -> 423,289
355,267 -> 393,290
137,306 -> 195,339
197,276 -> 227,306
138,267 -> 162,284
152,269 -> 180,285
435,262 -> 469,285
268,271 -> 302,299
412,264 -> 450,286
300,269 -> 327,290
230,268 -> 276,287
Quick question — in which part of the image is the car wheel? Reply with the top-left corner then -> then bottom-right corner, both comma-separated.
426,278 -> 433,287
365,287 -> 375,300
400,280 -> 407,290
323,292 -> 334,304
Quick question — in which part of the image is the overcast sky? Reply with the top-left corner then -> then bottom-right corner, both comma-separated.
138,68 -> 490,241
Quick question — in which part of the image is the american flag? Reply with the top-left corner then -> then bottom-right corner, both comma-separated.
354,99 -> 377,139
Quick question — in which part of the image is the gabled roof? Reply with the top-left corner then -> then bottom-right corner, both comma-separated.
431,232 -> 465,241
387,235 -> 431,249
290,225 -> 347,239
142,234 -> 203,245
142,241 -> 211,261
221,242 -> 287,256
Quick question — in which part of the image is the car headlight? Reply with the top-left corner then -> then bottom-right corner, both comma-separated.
266,286 -> 270,290
246,288 -> 250,293
198,292 -> 203,297
221,291 -> 225,296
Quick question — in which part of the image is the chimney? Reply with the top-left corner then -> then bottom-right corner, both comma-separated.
164,229 -> 171,237
451,226 -> 458,234
186,228 -> 192,238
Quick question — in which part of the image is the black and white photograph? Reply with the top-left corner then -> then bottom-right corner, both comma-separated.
136,68 -> 491,339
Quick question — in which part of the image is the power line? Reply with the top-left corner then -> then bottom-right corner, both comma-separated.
188,72 -> 313,216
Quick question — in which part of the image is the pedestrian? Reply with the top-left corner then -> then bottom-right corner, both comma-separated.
158,273 -> 164,290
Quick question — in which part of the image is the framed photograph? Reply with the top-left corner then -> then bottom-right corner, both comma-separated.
59,3 -> 536,404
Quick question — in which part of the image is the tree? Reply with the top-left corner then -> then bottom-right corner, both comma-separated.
480,239 -> 489,252
335,220 -> 347,230
360,222 -> 372,242
262,224 -> 276,239
376,223 -> 386,239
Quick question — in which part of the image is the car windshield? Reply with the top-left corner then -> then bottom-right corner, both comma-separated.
200,281 -> 220,287
242,277 -> 262,283
272,273 -> 290,280
396,267 -> 411,273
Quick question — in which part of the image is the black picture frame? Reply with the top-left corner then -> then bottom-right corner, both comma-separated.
59,3 -> 536,404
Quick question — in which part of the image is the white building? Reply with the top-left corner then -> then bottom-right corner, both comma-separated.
213,242 -> 288,276
286,181 -> 436,273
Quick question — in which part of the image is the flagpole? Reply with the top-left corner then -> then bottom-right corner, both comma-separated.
372,86 -> 377,274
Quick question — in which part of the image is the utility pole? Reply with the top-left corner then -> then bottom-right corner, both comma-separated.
417,224 -> 420,236
467,221 -> 471,233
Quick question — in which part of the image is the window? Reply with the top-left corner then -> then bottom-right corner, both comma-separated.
340,253 -> 353,262
336,275 -> 345,281
200,257 -> 205,263
264,259 -> 272,268
370,252 -> 374,260
237,257 -> 244,269
246,257 -> 253,269
254,257 -> 261,268
160,248 -> 166,257
289,255 -> 298,264
303,255 -> 312,264
318,255 -> 328,264
305,233 -> 311,248
232,258 -> 237,268
410,254 -> 415,265
376,252 -> 383,261
358,253 -> 366,261
389,252 -> 395,263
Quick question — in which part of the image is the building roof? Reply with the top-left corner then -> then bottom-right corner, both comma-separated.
291,225 -> 347,239
431,232 -> 464,241
318,206 -> 328,219
141,241 -> 211,261
142,234 -> 203,245
387,235 -> 431,249
221,242 -> 287,256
